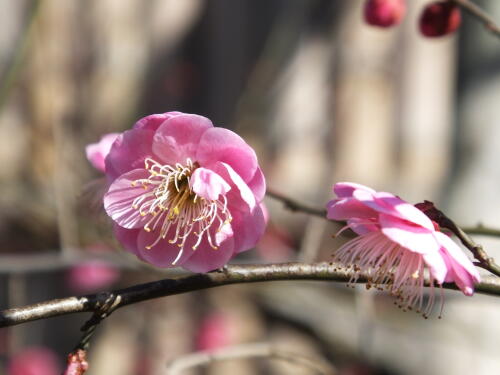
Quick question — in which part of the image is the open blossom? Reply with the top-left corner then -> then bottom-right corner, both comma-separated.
92,112 -> 266,272
327,182 -> 480,317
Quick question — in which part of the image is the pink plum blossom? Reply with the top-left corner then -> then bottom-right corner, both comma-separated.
96,112 -> 266,272
196,313 -> 233,351
66,245 -> 120,293
419,1 -> 461,38
327,182 -> 480,317
85,133 -> 120,172
8,347 -> 61,375
364,0 -> 406,28
63,350 -> 88,375
67,261 -> 120,294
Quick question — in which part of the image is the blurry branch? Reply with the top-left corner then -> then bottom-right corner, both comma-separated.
0,251 -> 188,276
165,342 -> 336,375
452,0 -> 500,39
267,189 -> 326,218
2,262 -> 500,328
460,224 -> 500,237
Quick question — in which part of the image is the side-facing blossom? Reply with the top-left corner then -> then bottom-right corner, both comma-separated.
90,112 -> 266,272
327,182 -> 480,317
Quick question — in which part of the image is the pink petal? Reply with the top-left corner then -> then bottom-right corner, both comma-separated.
86,133 -> 120,173
326,197 -> 378,221
246,167 -> 266,202
333,182 -> 375,198
434,231 -> 480,295
133,111 -> 183,131
230,203 -> 267,253
104,169 -> 154,229
354,189 -> 434,230
196,127 -> 258,183
422,250 -> 447,284
214,162 -> 256,210
215,222 -> 234,246
180,234 -> 235,272
152,113 -> 213,165
136,227 -> 196,268
379,213 -> 440,254
346,218 -> 379,235
113,224 -> 142,258
190,167 -> 231,201
105,128 -> 155,182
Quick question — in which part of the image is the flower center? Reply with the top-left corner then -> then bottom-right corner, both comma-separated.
131,158 -> 232,265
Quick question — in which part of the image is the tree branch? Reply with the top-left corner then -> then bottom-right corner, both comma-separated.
417,201 -> 500,277
1,262 -> 500,328
165,342 -> 336,375
266,189 -> 500,238
451,0 -> 500,39
266,189 -> 326,218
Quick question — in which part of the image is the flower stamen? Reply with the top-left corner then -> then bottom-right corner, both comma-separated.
131,158 -> 232,264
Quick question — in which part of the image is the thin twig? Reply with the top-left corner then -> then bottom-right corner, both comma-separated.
1,262 -> 499,328
165,342 -> 336,375
417,201 -> 500,277
266,189 -> 326,218
451,0 -> 500,39
460,224 -> 500,237
266,190 -> 500,238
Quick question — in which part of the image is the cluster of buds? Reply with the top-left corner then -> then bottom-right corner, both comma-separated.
364,0 -> 462,37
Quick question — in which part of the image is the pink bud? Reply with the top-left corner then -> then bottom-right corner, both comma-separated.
364,0 -> 406,27
63,350 -> 88,375
8,347 -> 61,375
66,261 -> 120,294
196,313 -> 232,351
419,1 -> 461,37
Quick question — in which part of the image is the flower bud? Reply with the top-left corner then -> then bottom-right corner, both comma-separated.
419,1 -> 461,37
364,0 -> 406,27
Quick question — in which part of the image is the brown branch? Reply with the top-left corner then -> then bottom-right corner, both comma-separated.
266,190 -> 500,238
165,342 -> 336,375
460,224 -> 500,238
452,0 -> 500,39
266,189 -> 326,218
1,262 -> 500,328
417,201 -> 500,277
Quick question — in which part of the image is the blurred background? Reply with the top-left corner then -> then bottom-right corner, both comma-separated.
1,0 -> 500,374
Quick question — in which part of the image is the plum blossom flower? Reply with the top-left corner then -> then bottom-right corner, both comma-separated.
419,1 -> 461,37
86,133 -> 120,173
95,112 -> 266,272
63,350 -> 88,375
327,182 -> 480,317
8,347 -> 61,375
364,0 -> 406,28
66,245 -> 120,294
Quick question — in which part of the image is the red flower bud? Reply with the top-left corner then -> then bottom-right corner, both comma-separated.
419,1 -> 462,37
64,350 -> 88,375
364,0 -> 406,27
